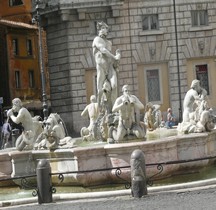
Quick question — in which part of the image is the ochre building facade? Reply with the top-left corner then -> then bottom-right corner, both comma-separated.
0,0 -> 49,115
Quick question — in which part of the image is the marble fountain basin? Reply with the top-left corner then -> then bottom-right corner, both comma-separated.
1,129 -> 216,187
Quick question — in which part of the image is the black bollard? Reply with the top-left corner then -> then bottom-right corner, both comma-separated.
36,159 -> 53,204
130,149 -> 148,198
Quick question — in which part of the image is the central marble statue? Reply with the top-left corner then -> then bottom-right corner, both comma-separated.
92,21 -> 121,113
81,22 -> 146,142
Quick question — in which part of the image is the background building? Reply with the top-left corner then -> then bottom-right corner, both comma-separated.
0,0 -> 32,23
36,0 -> 216,136
0,0 -> 50,116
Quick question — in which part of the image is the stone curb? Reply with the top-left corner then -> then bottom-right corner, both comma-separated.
1,178 -> 216,208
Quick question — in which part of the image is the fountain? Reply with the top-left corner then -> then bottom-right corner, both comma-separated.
1,22 -> 216,191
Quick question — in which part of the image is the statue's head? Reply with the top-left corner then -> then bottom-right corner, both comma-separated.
122,85 -> 130,94
12,98 -> 22,112
47,113 -> 60,126
190,79 -> 201,90
97,21 -> 109,37
90,95 -> 96,103
44,113 -> 60,132
145,102 -> 153,111
45,116 -> 54,131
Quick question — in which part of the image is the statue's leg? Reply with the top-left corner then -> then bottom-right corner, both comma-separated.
110,87 -> 117,107
182,109 -> 190,123
109,71 -> 117,89
16,135 -> 26,151
109,71 -> 118,105
97,67 -> 105,109
132,125 -> 145,139
1,135 -> 6,149
115,124 -> 127,142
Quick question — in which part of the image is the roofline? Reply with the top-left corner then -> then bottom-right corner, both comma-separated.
0,19 -> 38,30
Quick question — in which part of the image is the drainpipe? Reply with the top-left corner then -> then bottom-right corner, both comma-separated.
127,1 -> 135,92
34,0 -> 48,120
173,0 -> 182,122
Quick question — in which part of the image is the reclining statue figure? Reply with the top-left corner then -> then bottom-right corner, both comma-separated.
178,79 -> 215,133
7,98 -> 43,151
35,113 -> 75,150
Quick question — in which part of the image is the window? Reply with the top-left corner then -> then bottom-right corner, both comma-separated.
9,0 -> 23,6
12,39 -> 18,56
195,64 -> 209,95
142,15 -> 159,30
27,39 -> 33,56
84,69 -> 97,102
89,21 -> 98,36
146,69 -> 161,102
15,71 -> 21,88
28,70 -> 35,88
191,10 -> 208,27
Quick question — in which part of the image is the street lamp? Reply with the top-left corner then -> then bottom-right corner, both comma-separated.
33,0 -> 48,120
173,0 -> 182,122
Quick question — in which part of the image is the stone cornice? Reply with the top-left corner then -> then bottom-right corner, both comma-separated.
36,0 -> 124,15
36,0 -> 125,21
59,0 -> 124,9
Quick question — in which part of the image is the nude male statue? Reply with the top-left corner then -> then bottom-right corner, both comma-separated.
81,95 -> 99,132
92,21 -> 121,110
7,98 -> 42,151
110,85 -> 145,142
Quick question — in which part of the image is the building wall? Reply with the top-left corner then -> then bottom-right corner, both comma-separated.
0,0 -> 50,115
0,26 -> 10,106
41,0 -> 216,135
6,27 -> 42,102
0,0 -> 32,23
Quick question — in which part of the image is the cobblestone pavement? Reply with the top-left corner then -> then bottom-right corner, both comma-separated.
3,187 -> 216,210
